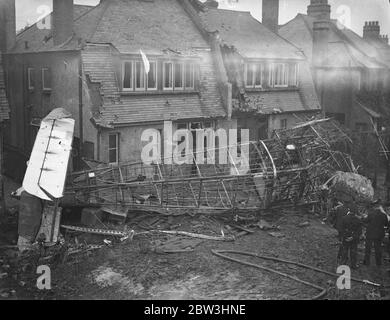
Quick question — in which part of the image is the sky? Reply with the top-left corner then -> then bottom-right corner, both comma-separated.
15,0 -> 390,37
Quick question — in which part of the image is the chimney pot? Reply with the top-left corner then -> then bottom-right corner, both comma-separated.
262,0 -> 279,33
53,0 -> 74,46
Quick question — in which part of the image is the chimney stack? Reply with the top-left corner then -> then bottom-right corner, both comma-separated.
363,21 -> 381,40
0,0 -> 16,52
313,20 -> 329,67
53,0 -> 74,46
262,0 -> 279,33
380,35 -> 389,45
307,0 -> 331,20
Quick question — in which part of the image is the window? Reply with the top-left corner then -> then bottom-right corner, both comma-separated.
289,64 -> 299,87
280,119 -> 287,130
245,63 -> 263,88
42,68 -> 51,90
177,122 -> 188,130
27,68 -> 35,90
83,141 -> 95,159
185,62 -> 195,89
135,61 -> 145,91
174,62 -> 184,90
123,59 -> 197,92
147,61 -> 157,90
164,62 -> 173,90
108,133 -> 119,164
123,61 -> 133,90
269,63 -> 288,87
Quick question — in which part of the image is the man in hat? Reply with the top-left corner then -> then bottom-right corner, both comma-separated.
363,199 -> 389,267
340,203 -> 362,269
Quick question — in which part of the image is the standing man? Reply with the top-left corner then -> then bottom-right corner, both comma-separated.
333,201 -> 348,262
363,199 -> 389,267
340,203 -> 362,269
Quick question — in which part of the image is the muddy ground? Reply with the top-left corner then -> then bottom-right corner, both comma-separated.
1,177 -> 390,300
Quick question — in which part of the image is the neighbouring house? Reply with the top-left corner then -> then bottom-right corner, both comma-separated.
185,0 -> 321,141
2,0 -> 234,180
279,0 -> 390,132
0,0 -> 12,178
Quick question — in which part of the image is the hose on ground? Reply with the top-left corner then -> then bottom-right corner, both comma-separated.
212,249 -> 327,300
212,249 -> 389,299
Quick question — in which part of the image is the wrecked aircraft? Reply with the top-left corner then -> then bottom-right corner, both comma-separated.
64,118 -> 354,216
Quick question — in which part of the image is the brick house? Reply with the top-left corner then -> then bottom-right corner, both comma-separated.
279,0 -> 390,131
185,0 -> 321,140
2,0 -> 233,180
0,0 -> 12,177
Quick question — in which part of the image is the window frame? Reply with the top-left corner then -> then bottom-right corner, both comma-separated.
147,60 -> 158,91
245,62 -> 263,89
122,60 -> 134,91
269,63 -> 289,88
289,63 -> 299,87
185,62 -> 195,90
27,67 -> 35,91
163,61 -> 174,91
280,118 -> 288,130
134,60 -> 146,91
174,62 -> 185,90
108,133 -> 120,165
41,67 -> 52,91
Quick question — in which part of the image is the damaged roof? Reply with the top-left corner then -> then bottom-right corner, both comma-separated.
279,14 -> 390,69
199,7 -> 305,60
0,54 -> 10,122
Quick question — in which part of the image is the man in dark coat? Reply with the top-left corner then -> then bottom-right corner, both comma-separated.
363,200 -> 389,267
330,201 -> 348,262
340,204 -> 362,269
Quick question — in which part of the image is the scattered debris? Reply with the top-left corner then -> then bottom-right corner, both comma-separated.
257,219 -> 277,231
268,232 -> 285,238
298,222 -> 310,227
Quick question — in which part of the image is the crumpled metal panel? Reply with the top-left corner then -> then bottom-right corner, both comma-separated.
23,108 -> 75,201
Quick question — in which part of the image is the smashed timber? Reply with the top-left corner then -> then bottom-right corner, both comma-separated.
60,225 -> 234,241
65,119 -> 352,216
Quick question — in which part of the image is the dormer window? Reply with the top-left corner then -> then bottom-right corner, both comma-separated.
123,60 -> 158,91
245,63 -> 263,88
123,59 -> 197,93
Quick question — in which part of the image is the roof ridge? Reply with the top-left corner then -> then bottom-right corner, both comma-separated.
248,13 -> 305,57
329,22 -> 388,69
